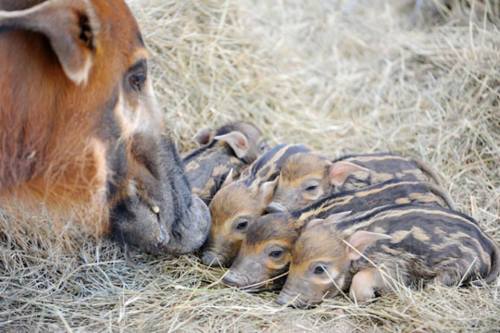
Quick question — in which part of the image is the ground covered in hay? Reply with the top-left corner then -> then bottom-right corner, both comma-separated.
1,0 -> 499,332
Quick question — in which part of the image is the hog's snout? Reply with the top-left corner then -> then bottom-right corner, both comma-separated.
265,202 -> 287,213
164,195 -> 211,254
146,224 -> 171,254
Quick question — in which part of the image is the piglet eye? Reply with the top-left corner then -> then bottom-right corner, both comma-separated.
305,185 -> 319,192
313,265 -> 326,275
236,221 -> 248,230
269,249 -> 283,258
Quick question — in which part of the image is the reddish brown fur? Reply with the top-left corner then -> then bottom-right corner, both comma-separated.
204,181 -> 275,265
0,0 -> 158,235
280,153 -> 330,183
278,205 -> 499,307
271,151 -> 448,212
273,153 -> 332,211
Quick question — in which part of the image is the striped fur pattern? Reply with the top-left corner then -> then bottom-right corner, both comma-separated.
0,0 -> 211,255
225,179 -> 454,289
277,204 -> 499,307
201,144 -> 311,267
271,151 -> 445,212
332,152 -> 441,191
182,122 -> 267,204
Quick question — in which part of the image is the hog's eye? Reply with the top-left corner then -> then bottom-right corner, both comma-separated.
269,249 -> 284,259
150,205 -> 160,215
129,73 -> 146,91
236,220 -> 248,231
126,60 -> 148,92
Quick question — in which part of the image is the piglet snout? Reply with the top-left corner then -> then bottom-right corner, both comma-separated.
222,270 -> 247,287
201,251 -> 224,267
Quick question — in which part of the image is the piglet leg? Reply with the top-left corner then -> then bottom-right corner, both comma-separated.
349,268 -> 385,303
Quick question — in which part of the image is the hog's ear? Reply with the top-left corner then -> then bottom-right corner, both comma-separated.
193,128 -> 214,145
0,0 -> 99,85
214,131 -> 250,159
220,168 -> 236,188
329,161 -> 370,187
345,231 -> 392,261
258,177 -> 278,205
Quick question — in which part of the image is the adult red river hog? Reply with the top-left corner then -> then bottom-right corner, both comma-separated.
0,0 -> 210,254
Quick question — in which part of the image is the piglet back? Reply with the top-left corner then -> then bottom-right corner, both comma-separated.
242,144 -> 311,187
337,204 -> 499,284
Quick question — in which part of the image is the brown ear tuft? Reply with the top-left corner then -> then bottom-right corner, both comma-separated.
0,0 -> 99,85
78,13 -> 95,50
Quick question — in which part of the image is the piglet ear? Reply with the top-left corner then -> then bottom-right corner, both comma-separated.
0,0 -> 99,86
193,128 -> 214,145
258,177 -> 278,206
303,218 -> 324,230
345,231 -> 392,261
323,211 -> 352,224
220,168 -> 236,188
302,211 -> 352,230
214,131 -> 250,159
329,161 -> 370,187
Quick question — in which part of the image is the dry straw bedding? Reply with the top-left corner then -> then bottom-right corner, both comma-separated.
1,0 -> 500,332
